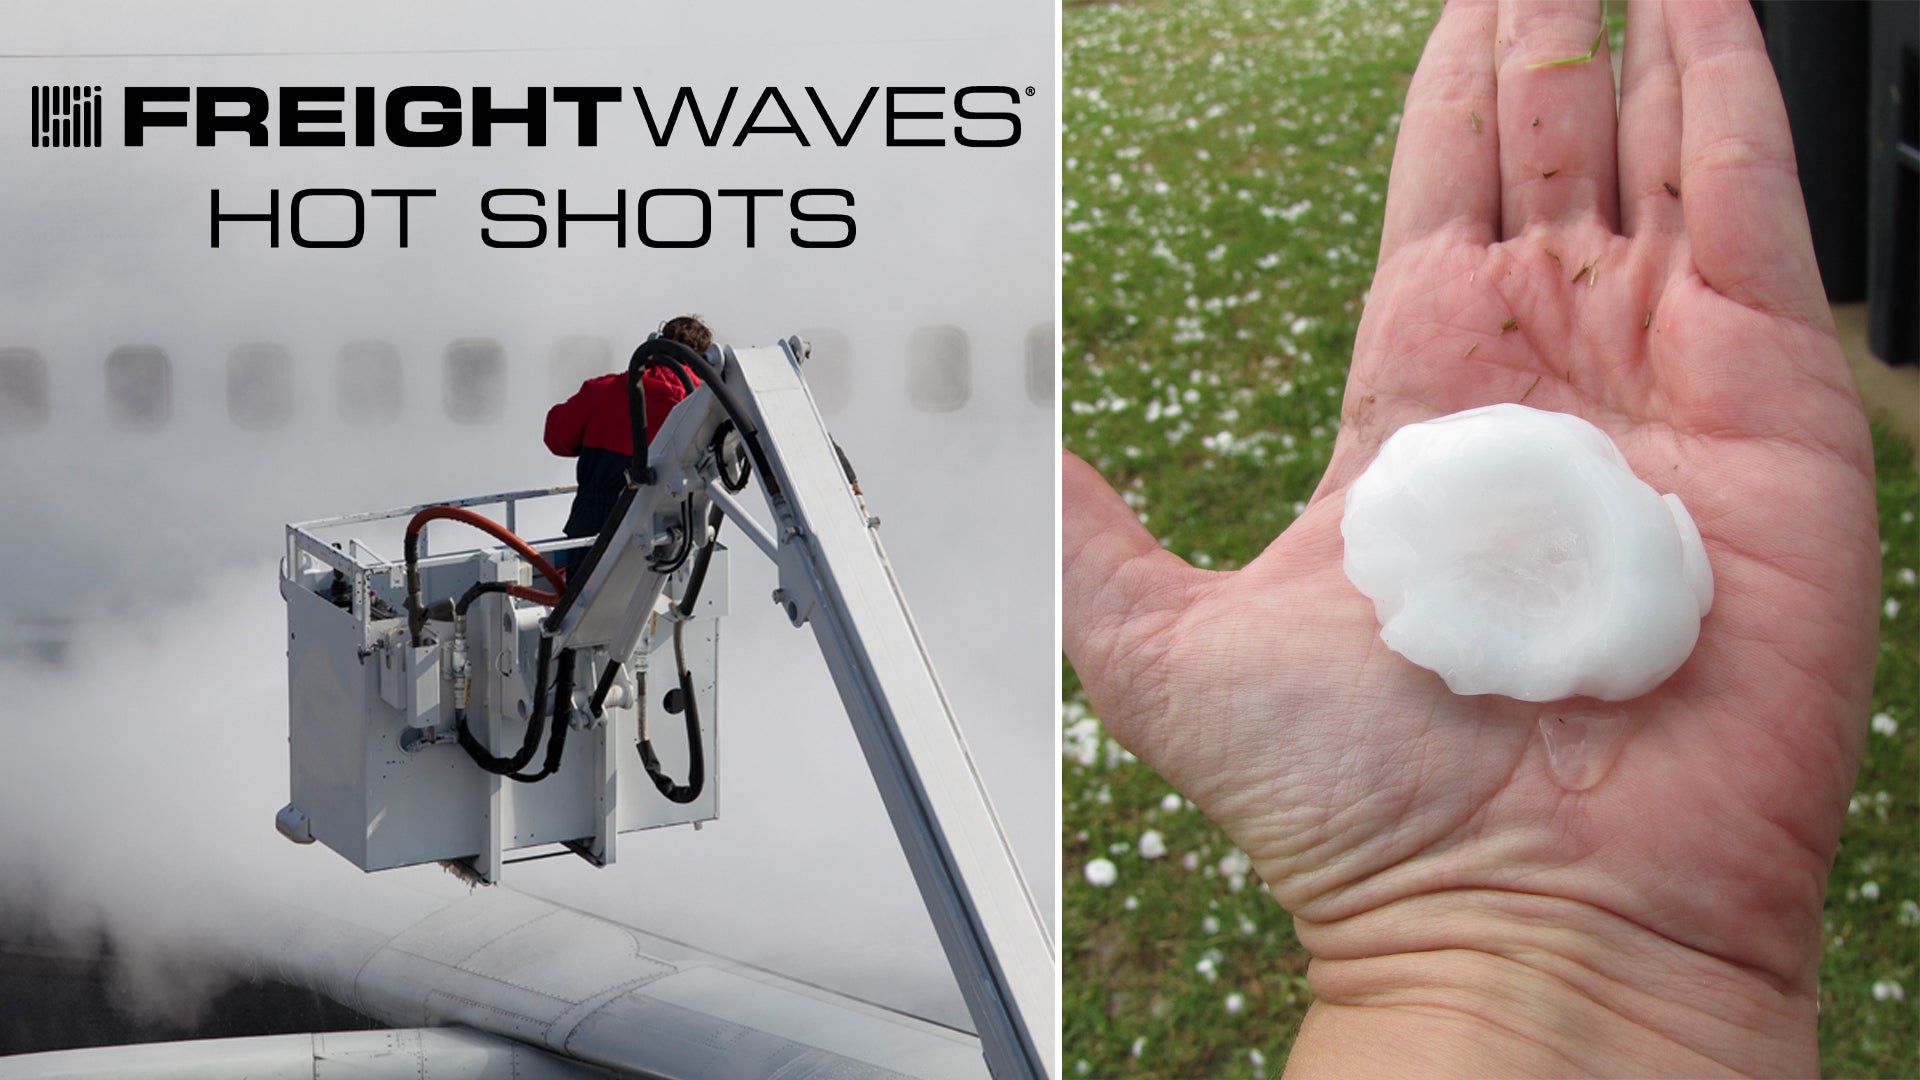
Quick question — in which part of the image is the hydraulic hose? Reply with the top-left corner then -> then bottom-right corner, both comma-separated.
676,504 -> 726,620
506,647 -> 576,783
456,634 -> 554,776
638,618 -> 704,804
404,504 -> 567,645
453,635 -> 578,784
627,338 -> 781,497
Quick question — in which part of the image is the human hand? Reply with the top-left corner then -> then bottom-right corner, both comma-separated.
1062,2 -> 1879,1075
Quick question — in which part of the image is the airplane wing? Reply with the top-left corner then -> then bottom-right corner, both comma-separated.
3,888 -> 987,1080
0,1028 -> 614,1080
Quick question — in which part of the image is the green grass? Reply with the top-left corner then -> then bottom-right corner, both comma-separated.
1062,2 -> 1919,1077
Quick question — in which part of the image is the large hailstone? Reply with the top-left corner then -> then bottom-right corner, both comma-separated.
1340,403 -> 1712,702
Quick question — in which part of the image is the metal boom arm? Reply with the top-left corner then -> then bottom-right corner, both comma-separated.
547,338 -> 1055,1080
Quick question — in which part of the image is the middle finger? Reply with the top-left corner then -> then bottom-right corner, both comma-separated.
1496,0 -> 1620,239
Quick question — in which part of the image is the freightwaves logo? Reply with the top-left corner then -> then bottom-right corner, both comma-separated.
33,83 -> 1036,250
31,85 -> 103,147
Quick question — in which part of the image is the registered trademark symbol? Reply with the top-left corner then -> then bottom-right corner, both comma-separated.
1025,86 -> 1035,97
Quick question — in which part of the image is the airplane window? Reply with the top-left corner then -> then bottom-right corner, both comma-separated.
444,338 -> 506,424
796,329 -> 851,415
549,335 -> 612,401
906,326 -> 969,413
0,347 -> 50,433
1025,323 -> 1055,408
228,342 -> 294,429
337,340 -> 402,426
104,345 -> 171,431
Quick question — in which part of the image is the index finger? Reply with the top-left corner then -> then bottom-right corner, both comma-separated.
1377,0 -> 1501,264
1665,0 -> 1828,326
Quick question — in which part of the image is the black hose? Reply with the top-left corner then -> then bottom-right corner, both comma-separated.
647,496 -> 696,574
507,648 -> 576,783
638,620 -> 704,804
457,634 -> 553,776
676,505 -> 726,619
588,656 -> 623,718
455,580 -> 510,618
627,339 -> 781,498
713,422 -> 750,493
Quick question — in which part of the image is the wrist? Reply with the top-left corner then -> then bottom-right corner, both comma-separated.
1284,890 -> 1818,1078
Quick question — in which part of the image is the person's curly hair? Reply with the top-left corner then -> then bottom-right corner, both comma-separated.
661,315 -> 713,355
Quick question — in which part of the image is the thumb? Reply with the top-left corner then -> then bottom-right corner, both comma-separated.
1062,450 -> 1203,705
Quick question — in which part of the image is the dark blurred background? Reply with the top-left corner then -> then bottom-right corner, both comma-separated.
1754,0 -> 1916,367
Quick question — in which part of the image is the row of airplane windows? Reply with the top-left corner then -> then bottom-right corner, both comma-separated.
0,326 -> 1056,434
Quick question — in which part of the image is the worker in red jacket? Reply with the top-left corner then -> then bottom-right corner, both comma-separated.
545,315 -> 711,572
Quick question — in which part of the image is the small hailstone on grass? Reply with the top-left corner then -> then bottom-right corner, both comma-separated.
1899,568 -> 1917,587
1130,1037 -> 1147,1059
1872,979 -> 1906,1003
1085,858 -> 1118,887
1202,915 -> 1221,934
1139,830 -> 1167,859
1862,881 -> 1881,901
1872,712 -> 1899,737
1123,894 -> 1139,911
1224,992 -> 1246,1014
1885,598 -> 1902,621
1160,792 -> 1183,813
1183,852 -> 1201,871
1898,899 -> 1920,928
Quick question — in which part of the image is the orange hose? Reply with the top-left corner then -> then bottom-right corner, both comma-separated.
405,505 -> 567,594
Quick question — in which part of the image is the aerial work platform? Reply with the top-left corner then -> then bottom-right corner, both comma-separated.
278,337 -> 1054,1079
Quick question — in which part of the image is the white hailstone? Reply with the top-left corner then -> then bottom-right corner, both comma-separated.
1202,915 -> 1221,934
1862,881 -> 1882,901
1131,1037 -> 1147,1059
1138,830 -> 1168,859
1872,979 -> 1906,1003
1182,852 -> 1201,871
1342,404 -> 1712,701
1123,895 -> 1139,911
1195,954 -> 1219,982
1886,597 -> 1902,621
1872,712 -> 1899,737
1225,992 -> 1246,1014
1219,850 -> 1253,878
1160,792 -> 1184,813
1084,858 -> 1118,887
1899,568 -> 1917,587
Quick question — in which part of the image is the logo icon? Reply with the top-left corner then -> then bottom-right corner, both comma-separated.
31,85 -> 103,148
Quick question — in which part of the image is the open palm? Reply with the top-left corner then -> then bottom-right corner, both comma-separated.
1064,2 -> 1878,1070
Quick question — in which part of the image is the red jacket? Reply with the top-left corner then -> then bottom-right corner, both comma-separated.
546,365 -> 700,539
